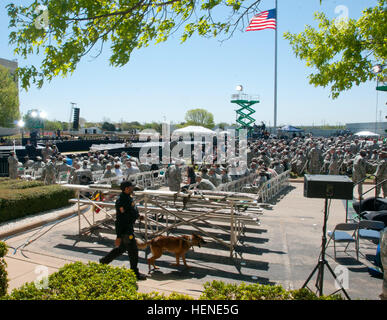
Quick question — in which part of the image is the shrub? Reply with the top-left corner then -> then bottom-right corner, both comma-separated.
3,263 -> 344,300
6,262 -> 138,300
199,280 -> 343,300
0,242 -> 8,297
0,182 -> 75,223
4,262 -> 194,300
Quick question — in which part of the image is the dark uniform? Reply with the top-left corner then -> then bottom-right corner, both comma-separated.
99,186 -> 144,279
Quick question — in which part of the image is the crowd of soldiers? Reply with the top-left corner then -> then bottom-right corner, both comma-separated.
245,135 -> 387,199
7,134 -> 387,200
7,143 -> 148,185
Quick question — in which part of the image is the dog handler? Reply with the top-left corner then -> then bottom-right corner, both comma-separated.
99,180 -> 147,280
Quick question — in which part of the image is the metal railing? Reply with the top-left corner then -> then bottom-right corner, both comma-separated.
217,170 -> 290,203
345,176 -> 387,222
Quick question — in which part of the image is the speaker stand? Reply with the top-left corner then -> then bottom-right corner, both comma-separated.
302,198 -> 351,300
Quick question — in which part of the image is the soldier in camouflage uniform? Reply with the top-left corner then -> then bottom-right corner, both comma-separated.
195,174 -> 216,191
23,156 -> 35,170
8,151 -> 19,179
165,161 -> 182,192
292,151 -> 307,176
32,156 -> 45,170
90,157 -> 103,172
220,167 -> 232,183
208,167 -> 222,187
307,143 -> 322,174
43,157 -> 57,184
352,150 -> 368,200
328,147 -> 340,175
375,152 -> 387,198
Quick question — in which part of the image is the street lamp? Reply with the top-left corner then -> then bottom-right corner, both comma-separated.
17,119 -> 25,140
372,64 -> 384,74
17,119 -> 25,128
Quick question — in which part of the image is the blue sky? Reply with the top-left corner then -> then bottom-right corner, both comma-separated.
0,0 -> 383,127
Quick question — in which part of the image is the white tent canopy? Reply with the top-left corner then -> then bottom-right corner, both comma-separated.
354,131 -> 380,137
172,125 -> 216,136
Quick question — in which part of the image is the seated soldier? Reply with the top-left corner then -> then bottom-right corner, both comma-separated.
195,174 -> 216,191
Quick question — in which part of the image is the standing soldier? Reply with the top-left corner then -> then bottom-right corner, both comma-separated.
43,157 -> 57,184
208,167 -> 222,187
328,147 -> 340,175
165,161 -> 182,192
8,151 -> 19,179
375,152 -> 387,198
41,143 -> 53,162
352,150 -> 368,200
307,143 -> 322,174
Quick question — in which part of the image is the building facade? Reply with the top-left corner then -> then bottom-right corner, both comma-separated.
0,58 -> 18,74
346,122 -> 387,136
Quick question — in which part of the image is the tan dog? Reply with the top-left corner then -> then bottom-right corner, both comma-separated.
136,233 -> 206,272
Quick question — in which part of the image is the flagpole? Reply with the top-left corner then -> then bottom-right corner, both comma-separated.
274,0 -> 278,133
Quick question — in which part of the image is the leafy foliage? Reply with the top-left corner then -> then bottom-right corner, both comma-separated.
199,280 -> 343,300
0,242 -> 8,297
0,179 -> 75,223
3,263 -> 343,300
284,0 -> 387,99
0,65 -> 19,128
183,108 -> 215,129
7,0 -> 264,90
101,121 -> 116,132
4,261 -> 193,300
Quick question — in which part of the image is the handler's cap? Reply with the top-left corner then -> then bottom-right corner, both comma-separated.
120,180 -> 136,191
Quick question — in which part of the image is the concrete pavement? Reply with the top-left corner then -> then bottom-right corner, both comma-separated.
2,182 -> 384,299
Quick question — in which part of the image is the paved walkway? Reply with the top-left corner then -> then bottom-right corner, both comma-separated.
2,182 -> 384,300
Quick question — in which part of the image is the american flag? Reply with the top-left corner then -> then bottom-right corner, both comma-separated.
246,9 -> 276,31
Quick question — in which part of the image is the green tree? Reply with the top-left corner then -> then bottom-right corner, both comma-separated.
23,109 -> 44,130
43,120 -> 63,131
7,0 -> 264,90
101,121 -> 116,132
284,0 -> 386,99
184,108 -> 215,129
216,122 -> 231,130
143,121 -> 162,134
0,65 -> 19,127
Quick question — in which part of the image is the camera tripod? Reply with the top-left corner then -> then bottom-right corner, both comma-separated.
302,197 -> 351,300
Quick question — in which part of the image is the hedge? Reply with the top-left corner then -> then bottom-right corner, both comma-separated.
199,280 -> 343,300
3,262 -> 192,300
0,241 -> 8,297
0,179 -> 75,223
2,262 -> 342,300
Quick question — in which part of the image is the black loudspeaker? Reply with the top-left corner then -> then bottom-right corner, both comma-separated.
304,174 -> 353,200
73,107 -> 80,130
